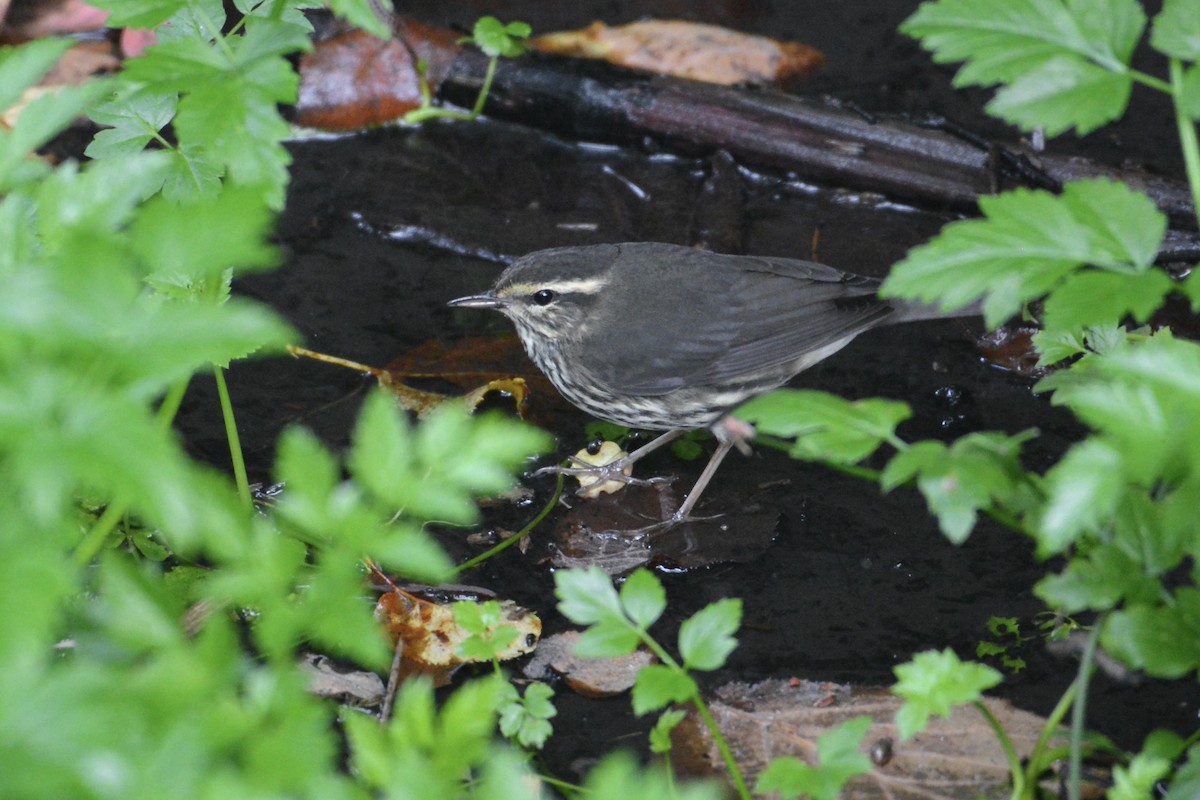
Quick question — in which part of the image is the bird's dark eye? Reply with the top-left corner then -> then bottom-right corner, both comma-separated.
532,289 -> 556,306
525,633 -> 537,647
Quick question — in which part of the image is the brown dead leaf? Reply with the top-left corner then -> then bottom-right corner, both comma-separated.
531,20 -> 823,86
295,17 -> 460,131
522,630 -> 656,697
301,652 -> 385,706
287,344 -> 527,417
387,335 -> 579,423
372,574 -> 541,688
977,325 -> 1048,378
671,679 -> 1071,800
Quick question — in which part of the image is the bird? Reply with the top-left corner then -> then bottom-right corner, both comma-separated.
448,241 -> 974,524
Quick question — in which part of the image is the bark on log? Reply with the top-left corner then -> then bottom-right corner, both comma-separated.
437,48 -> 1197,239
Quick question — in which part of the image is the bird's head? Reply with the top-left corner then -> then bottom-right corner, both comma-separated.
447,246 -> 620,345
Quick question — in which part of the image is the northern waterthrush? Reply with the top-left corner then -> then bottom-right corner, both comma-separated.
449,242 -> 973,522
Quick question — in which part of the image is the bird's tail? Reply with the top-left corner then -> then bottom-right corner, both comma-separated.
888,296 -> 983,324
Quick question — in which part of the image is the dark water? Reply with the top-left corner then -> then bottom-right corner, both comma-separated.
175,0 -> 1198,781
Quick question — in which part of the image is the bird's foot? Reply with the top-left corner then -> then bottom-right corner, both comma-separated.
533,453 -> 673,499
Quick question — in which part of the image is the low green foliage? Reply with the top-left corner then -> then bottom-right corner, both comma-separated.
892,649 -> 1003,740
556,567 -> 872,800
404,16 -> 530,123
754,717 -> 873,800
738,0 -> 1200,797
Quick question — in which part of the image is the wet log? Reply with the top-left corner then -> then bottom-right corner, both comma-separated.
437,47 -> 1197,239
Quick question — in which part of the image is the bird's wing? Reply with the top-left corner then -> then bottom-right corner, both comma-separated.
587,250 -> 897,396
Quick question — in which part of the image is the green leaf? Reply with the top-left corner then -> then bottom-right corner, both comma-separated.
737,390 -> 910,464
649,709 -> 687,754
87,90 -> 177,161
892,649 -> 1002,740
89,0 -> 188,28
1151,0 -> 1200,59
882,431 -> 1036,544
556,567 -> 625,626
678,598 -> 741,672
901,0 -> 1145,134
574,619 -> 642,659
1165,743 -> 1200,800
883,181 -> 1167,329
988,56 -> 1132,135
132,187 -> 279,286
346,390 -> 414,505
580,752 -> 725,800
0,38 -> 74,113
1103,591 -> 1200,678
1110,752 -> 1172,800
471,16 -> 530,58
326,0 -> 392,39
1035,438 -> 1123,555
1035,543 -> 1161,612
1042,270 -> 1174,336
632,664 -> 697,715
755,717 -> 873,800
498,680 -> 560,748
619,569 -> 667,629
1,81 -> 113,193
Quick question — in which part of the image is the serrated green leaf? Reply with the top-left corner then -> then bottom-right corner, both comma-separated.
132,187 -> 278,287
737,390 -> 910,464
902,0 -> 1143,84
649,708 -> 687,754
880,440 -> 947,490
1103,591 -> 1200,678
619,569 -> 666,629
884,181 -> 1167,329
326,0 -> 392,38
555,567 -> 624,626
1152,0 -> 1200,59
1036,438 -> 1124,555
1035,543 -> 1161,612
346,390 -> 413,504
1109,754 -> 1172,800
679,598 -> 741,671
632,664 -> 697,715
755,717 -> 873,800
885,431 -> 1035,544
1042,270 -> 1174,336
574,619 -> 642,658
87,90 -> 177,160
989,56 -> 1132,135
892,648 -> 1002,740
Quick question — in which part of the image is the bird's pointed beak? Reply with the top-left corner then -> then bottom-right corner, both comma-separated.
447,292 -> 505,309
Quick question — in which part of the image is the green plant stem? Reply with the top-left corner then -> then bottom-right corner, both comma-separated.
1067,620 -> 1102,800
633,634 -> 751,800
471,55 -> 499,118
157,377 -> 191,432
452,472 -> 563,574
1131,68 -> 1173,95
537,773 -> 583,797
1169,59 -> 1200,230
213,364 -> 252,508
973,701 -> 1025,799
690,696 -> 751,800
